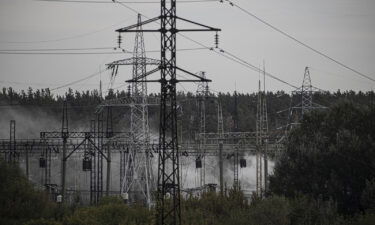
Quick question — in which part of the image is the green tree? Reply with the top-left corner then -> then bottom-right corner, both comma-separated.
0,161 -> 59,225
269,102 -> 375,215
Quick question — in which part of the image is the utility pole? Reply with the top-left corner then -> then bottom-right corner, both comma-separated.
61,101 -> 69,203
116,2 -> 220,224
197,71 -> 208,188
89,119 -> 96,204
261,64 -> 269,194
233,91 -> 239,190
217,101 -> 224,195
25,144 -> 29,180
106,107 -> 113,196
256,63 -> 268,197
42,134 -> 50,187
96,112 -> 104,202
256,78 -> 262,196
8,120 -> 16,163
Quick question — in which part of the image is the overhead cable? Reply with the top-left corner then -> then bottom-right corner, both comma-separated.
222,0 -> 375,83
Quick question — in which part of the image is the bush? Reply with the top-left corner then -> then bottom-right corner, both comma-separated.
0,161 -> 59,225
64,200 -> 152,225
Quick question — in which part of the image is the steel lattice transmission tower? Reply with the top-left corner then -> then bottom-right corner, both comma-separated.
115,2 -> 220,224
301,66 -> 313,116
256,65 -> 269,196
233,91 -> 240,190
126,14 -> 153,207
107,14 -> 155,207
196,71 -> 209,188
217,100 -> 225,194
287,67 -> 326,129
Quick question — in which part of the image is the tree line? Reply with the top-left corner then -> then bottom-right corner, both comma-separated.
1,86 -> 374,138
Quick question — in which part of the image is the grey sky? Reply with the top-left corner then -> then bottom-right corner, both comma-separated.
0,0 -> 374,95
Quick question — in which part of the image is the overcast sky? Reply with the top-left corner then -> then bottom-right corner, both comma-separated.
0,0 -> 374,95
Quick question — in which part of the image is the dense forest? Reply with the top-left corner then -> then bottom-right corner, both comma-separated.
0,87 -> 374,225
0,87 -> 374,138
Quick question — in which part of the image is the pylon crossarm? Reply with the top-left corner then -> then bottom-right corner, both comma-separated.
116,16 -> 161,33
176,67 -> 212,82
176,79 -> 207,83
116,16 -> 220,33
175,16 -> 221,32
126,67 -> 161,83
107,57 -> 160,67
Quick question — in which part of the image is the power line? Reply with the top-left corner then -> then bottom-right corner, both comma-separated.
222,0 -> 375,83
0,16 -> 134,44
177,31 -> 298,89
0,47 -> 114,52
219,48 -> 299,89
0,80 -> 108,86
114,0 -> 299,89
50,68 -> 108,91
0,51 -> 122,55
0,104 -> 95,108
0,0 -> 298,92
0,47 -> 206,55
36,0 -> 219,4
122,46 -> 208,54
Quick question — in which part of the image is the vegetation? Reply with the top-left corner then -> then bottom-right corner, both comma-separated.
0,161 -> 61,225
1,87 -> 374,136
1,87 -> 375,224
269,102 -> 375,215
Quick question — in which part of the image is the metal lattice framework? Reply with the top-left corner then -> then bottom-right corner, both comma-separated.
96,96 -> 159,111
116,2 -> 220,224
287,67 -> 327,129
301,67 -> 313,115
196,71 -> 209,188
119,14 -> 154,207
38,102 -> 127,204
255,65 -> 269,196
233,92 -> 240,190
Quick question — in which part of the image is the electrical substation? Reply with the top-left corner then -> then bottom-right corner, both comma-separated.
0,1 -> 334,225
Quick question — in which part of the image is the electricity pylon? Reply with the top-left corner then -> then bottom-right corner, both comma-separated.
233,91 -> 240,190
301,67 -> 313,116
115,2 -> 220,224
107,14 -> 155,207
256,64 -> 268,196
217,101 -> 224,194
196,71 -> 209,188
125,14 -> 153,207
287,67 -> 326,129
